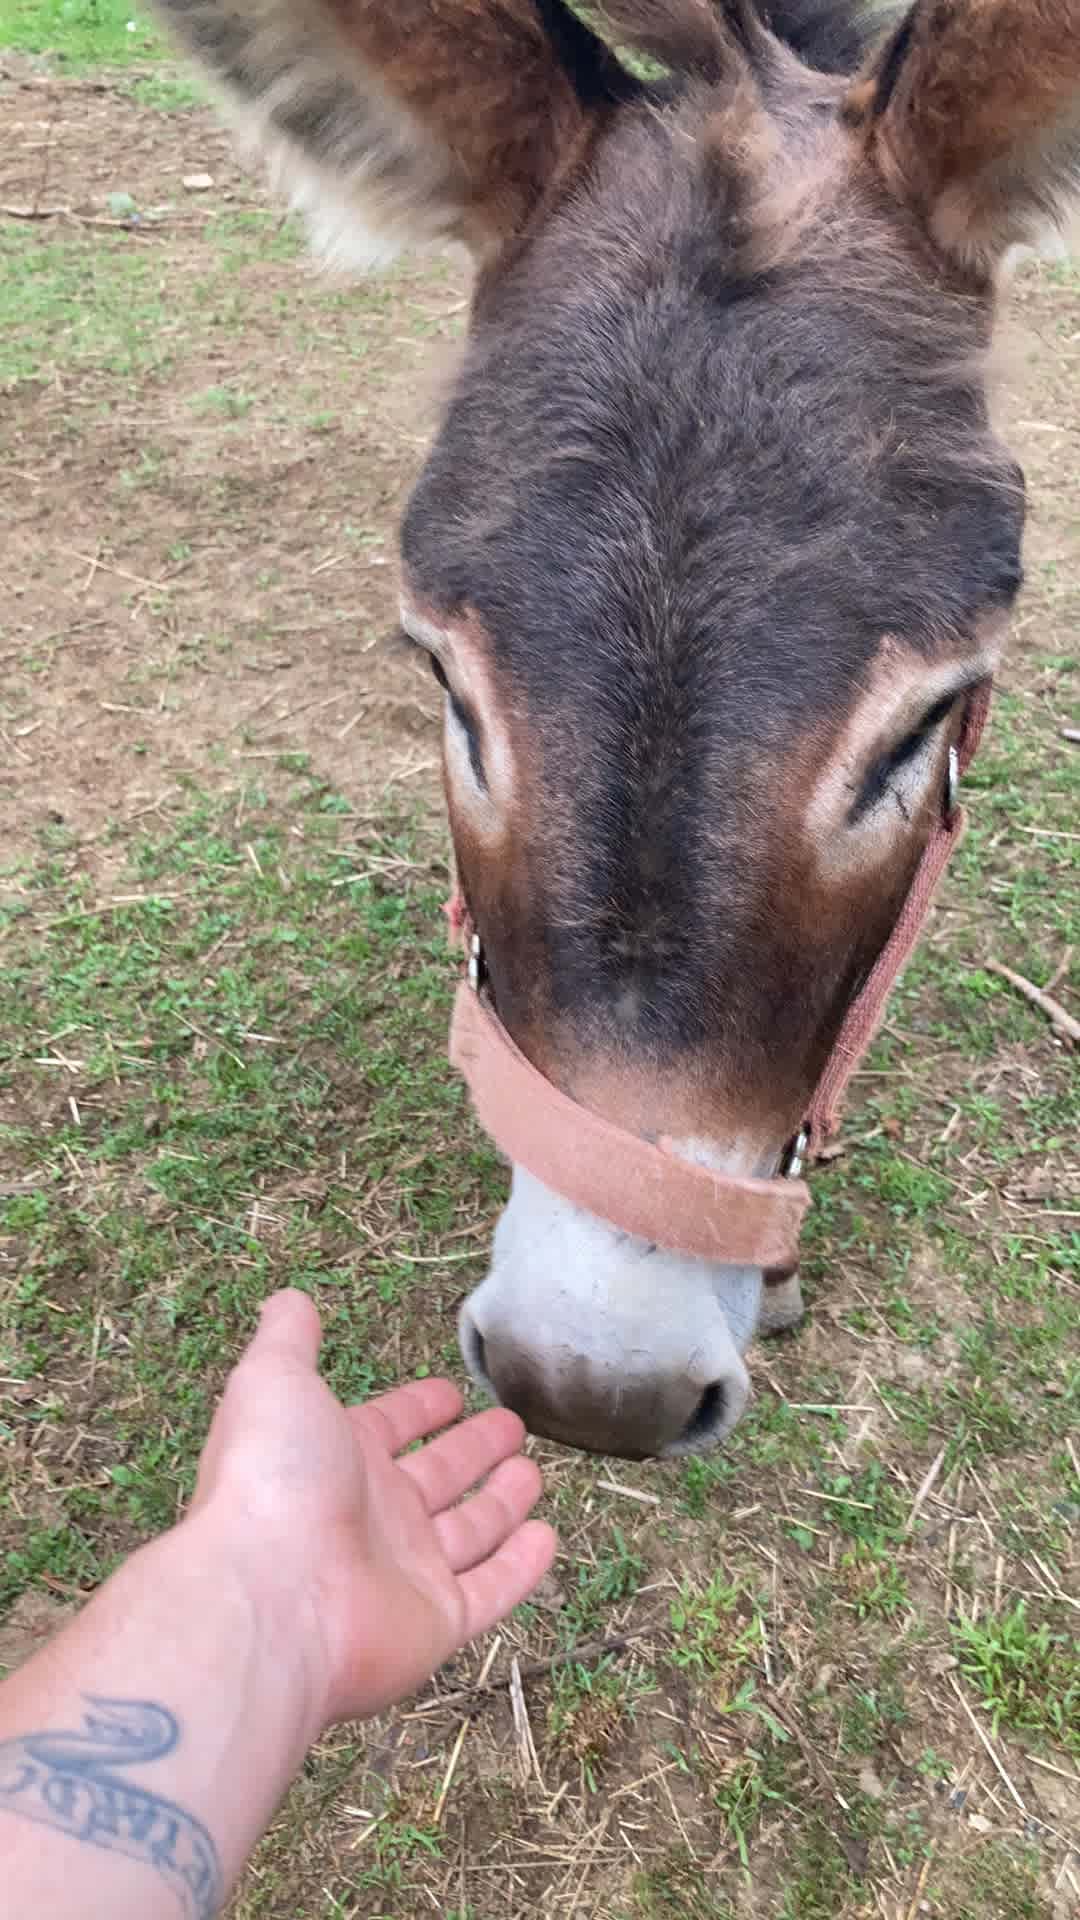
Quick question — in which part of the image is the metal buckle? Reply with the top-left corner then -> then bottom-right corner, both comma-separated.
467,932 -> 483,993
946,743 -> 959,819
782,1127 -> 809,1180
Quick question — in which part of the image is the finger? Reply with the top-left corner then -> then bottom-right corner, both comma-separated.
245,1289 -> 322,1368
399,1406 -> 527,1515
434,1454 -> 543,1573
456,1521 -> 559,1643
348,1377 -> 464,1456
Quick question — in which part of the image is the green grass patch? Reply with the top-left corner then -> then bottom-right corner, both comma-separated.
0,0 -> 166,64
931,1841 -> 1054,1920
0,0 -> 167,64
0,778 -> 493,1602
627,1851 -> 735,1919
0,228 -> 176,385
953,1601 -> 1080,1756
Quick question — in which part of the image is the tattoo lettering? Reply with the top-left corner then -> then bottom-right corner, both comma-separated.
0,1695 -> 223,1920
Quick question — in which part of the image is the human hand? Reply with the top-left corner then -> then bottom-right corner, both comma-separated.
187,1289 -> 556,1733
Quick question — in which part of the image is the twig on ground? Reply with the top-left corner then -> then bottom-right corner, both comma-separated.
986,960 -> 1080,1046
0,204 -> 166,233
1028,1754 -> 1080,1786
432,1717 -> 470,1827
904,1849 -> 934,1920
60,548 -> 171,594
904,1446 -> 946,1537
1047,946 -> 1074,994
948,1675 -> 1026,1815
508,1656 -> 544,1789
409,1624 -> 660,1715
428,1635 -> 499,1827
765,1693 -> 851,1812
596,1476 -> 661,1506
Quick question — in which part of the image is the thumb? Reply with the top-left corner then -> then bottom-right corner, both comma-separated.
246,1287 -> 323,1369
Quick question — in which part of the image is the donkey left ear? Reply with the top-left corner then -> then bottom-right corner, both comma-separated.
846,0 -> 1080,272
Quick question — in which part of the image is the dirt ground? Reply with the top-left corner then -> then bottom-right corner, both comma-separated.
1,54 -> 458,871
1,52 -> 1078,1920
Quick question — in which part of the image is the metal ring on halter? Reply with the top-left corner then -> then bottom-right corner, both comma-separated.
946,743 -> 960,818
467,932 -> 483,992
781,1127 -> 809,1180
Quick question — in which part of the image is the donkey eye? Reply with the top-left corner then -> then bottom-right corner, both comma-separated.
851,692 -> 957,823
428,653 -> 487,789
886,691 -> 956,774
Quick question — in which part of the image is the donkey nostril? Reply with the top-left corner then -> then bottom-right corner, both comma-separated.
458,1310 -> 495,1399
676,1382 -> 726,1452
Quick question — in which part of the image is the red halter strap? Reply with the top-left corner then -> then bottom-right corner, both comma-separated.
447,682 -> 991,1272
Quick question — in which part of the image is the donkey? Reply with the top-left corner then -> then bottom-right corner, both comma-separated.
153,0 -> 1079,1459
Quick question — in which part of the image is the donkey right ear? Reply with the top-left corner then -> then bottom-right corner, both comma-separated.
153,0 -> 632,267
846,0 -> 1080,274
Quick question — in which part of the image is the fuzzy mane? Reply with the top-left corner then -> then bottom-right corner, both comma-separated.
584,0 -> 900,78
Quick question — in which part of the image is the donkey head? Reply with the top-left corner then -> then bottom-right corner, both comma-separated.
163,0 -> 1080,1456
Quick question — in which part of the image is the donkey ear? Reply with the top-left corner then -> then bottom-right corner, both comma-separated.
847,0 -> 1080,271
153,0 -> 629,266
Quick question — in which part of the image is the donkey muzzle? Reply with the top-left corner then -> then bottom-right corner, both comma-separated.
458,1166 -> 756,1459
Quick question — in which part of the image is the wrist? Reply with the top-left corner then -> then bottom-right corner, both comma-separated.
165,1501 -> 333,1751
0,1503 -> 331,1914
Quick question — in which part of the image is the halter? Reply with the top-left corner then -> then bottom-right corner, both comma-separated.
447,680 -> 992,1274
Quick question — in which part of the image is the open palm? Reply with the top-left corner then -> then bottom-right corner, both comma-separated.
190,1290 -> 557,1729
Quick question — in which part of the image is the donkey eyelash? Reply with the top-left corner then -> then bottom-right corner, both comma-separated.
427,652 -> 488,789
849,691 -> 957,823
884,690 -> 956,773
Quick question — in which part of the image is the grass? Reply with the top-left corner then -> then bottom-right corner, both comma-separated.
626,1852 -> 735,1919
0,216 -> 399,392
0,230 -> 177,385
953,1601 -> 1080,1757
0,0 -> 167,64
548,1655 -> 652,1790
0,779 -> 489,1603
5,756 -> 1072,1910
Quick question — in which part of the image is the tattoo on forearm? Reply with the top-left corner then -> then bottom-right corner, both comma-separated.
0,1695 -> 223,1919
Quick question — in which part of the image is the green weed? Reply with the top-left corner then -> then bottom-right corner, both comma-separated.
954,1601 -> 1080,1755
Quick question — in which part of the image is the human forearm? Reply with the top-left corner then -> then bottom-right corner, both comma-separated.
0,1291 -> 556,1919
0,1512 -> 317,1920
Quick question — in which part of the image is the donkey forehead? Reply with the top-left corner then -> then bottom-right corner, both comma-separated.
403,105 -> 1024,686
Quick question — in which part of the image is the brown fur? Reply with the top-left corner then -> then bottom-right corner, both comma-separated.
154,0 -> 1079,1156
846,0 -> 1080,269
321,0 -> 590,247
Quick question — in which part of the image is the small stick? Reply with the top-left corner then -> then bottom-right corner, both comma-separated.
409,1625 -> 656,1714
426,1635 -> 499,1827
802,1488 -> 875,1509
0,204 -> 164,231
904,1446 -> 946,1537
1014,825 -> 1080,842
948,1676 -> 1026,1815
432,1717 -> 469,1826
596,1476 -> 661,1506
986,960 -> 1080,1046
1028,1753 -> 1080,1786
61,548 -> 171,594
508,1657 -> 543,1788
787,1402 -> 874,1413
1047,946 -> 1074,994
904,1849 -> 934,1920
